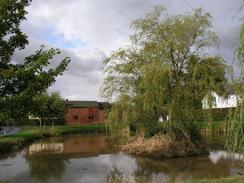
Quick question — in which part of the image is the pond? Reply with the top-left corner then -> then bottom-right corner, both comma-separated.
0,134 -> 244,183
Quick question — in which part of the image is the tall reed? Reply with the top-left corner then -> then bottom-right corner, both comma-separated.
226,102 -> 244,152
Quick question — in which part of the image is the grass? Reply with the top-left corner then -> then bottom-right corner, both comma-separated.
158,120 -> 227,130
0,124 -> 106,154
180,176 -> 244,183
108,176 -> 244,183
5,124 -> 106,137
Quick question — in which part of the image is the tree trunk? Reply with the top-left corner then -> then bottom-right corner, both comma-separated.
52,120 -> 54,131
44,120 -> 46,129
39,118 -> 42,128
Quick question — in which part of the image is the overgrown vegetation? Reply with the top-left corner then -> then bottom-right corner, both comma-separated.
121,134 -> 207,159
226,102 -> 244,152
225,5 -> 244,153
101,6 -> 228,157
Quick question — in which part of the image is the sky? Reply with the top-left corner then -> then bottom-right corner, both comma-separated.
14,0 -> 243,101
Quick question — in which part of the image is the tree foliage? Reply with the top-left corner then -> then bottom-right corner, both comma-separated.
0,0 -> 30,65
31,92 -> 65,126
0,0 -> 70,123
238,24 -> 244,67
225,2 -> 244,153
101,6 -> 228,138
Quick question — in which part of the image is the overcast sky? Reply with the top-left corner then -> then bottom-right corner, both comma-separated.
14,0 -> 243,101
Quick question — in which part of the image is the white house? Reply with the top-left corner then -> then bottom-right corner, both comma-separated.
202,89 -> 238,109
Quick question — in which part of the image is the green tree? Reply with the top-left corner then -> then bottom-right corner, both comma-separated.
101,6 -> 228,138
31,92 -> 65,127
0,0 -> 70,124
225,2 -> 244,153
0,0 -> 29,66
238,25 -> 244,65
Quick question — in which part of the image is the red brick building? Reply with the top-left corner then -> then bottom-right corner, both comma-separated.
64,101 -> 111,125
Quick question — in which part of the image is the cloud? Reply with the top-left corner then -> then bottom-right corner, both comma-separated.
13,0 -> 244,100
13,36 -> 105,100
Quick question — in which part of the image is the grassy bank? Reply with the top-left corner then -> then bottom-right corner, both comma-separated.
0,124 -> 106,154
181,176 -> 244,183
157,120 -> 227,132
109,176 -> 244,183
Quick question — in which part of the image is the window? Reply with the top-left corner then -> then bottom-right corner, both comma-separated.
73,115 -> 78,120
88,116 -> 94,120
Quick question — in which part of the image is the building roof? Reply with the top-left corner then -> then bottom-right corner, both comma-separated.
98,102 -> 112,110
65,100 -> 112,109
65,101 -> 100,108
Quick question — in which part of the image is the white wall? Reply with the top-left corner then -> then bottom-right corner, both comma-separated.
202,92 -> 237,109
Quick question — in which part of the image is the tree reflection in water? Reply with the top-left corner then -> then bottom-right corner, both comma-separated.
26,154 -> 68,183
107,168 -> 164,183
14,135 -> 244,183
106,152 -> 243,183
107,167 -> 126,183
107,156 -> 165,183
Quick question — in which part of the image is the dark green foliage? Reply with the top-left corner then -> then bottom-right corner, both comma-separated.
0,0 -> 70,124
0,0 -> 31,65
139,112 -> 159,138
25,118 -> 64,126
204,108 -> 235,121
226,102 -> 244,152
31,92 -> 65,127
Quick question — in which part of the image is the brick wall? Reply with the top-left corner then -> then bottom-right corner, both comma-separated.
65,107 -> 106,125
63,136 -> 108,154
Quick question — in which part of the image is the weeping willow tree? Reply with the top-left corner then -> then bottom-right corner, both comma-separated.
101,6 -> 228,139
225,18 -> 244,152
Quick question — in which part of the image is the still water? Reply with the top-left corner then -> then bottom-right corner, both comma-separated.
0,134 -> 244,183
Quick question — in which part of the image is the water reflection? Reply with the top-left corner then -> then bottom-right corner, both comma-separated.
209,150 -> 244,164
136,156 -> 230,182
27,135 -> 112,156
1,135 -> 244,183
26,154 -> 68,183
29,143 -> 64,155
25,135 -> 113,183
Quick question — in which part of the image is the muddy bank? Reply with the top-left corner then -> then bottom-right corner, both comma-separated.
121,134 -> 207,159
